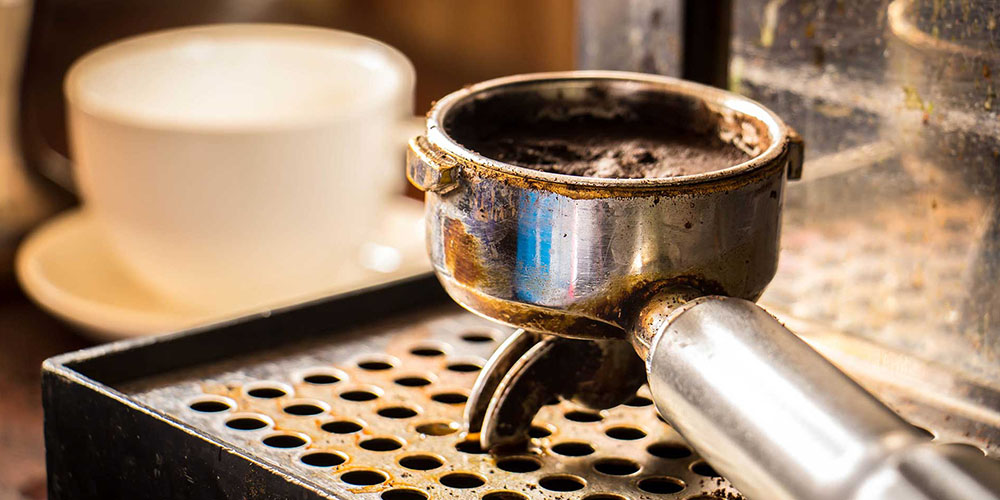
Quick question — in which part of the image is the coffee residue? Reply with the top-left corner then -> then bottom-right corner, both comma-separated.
465,118 -> 749,179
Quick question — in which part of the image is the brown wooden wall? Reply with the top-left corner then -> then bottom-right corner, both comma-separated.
294,0 -> 577,112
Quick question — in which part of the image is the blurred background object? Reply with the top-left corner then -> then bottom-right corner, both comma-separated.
61,24 -> 420,315
577,0 -> 1000,390
723,0 -> 1000,388
16,0 -> 575,201
0,2 -> 575,499
10,0 -> 579,341
0,0 -> 67,281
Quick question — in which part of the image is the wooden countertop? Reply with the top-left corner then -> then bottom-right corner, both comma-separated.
0,281 -> 90,500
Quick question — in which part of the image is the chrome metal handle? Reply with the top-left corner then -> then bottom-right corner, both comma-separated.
406,135 -> 461,193
635,295 -> 1000,500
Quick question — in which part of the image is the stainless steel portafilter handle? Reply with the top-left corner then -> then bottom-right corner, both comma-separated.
635,291 -> 1000,500
407,71 -> 1000,500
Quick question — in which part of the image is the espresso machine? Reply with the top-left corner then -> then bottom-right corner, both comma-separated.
41,2 -> 1000,500
405,68 -> 999,499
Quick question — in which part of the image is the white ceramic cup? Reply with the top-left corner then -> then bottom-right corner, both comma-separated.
65,24 -> 416,310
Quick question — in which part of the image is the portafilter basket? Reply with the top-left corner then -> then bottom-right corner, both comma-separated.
407,72 -> 1000,500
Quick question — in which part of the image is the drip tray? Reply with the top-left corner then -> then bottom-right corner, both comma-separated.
42,275 -> 742,500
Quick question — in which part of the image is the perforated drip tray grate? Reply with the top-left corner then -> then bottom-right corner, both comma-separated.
42,276 -> 743,500
127,312 -> 738,500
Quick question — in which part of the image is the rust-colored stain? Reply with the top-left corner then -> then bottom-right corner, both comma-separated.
439,274 -> 625,340
443,217 -> 484,287
438,271 -> 732,341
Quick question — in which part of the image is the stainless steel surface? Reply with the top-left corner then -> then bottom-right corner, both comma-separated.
852,442 -> 1000,500
407,71 -> 802,340
125,306 -> 745,500
786,311 -> 1000,458
762,188 -> 991,382
885,0 -> 1000,347
407,71 -> 802,451
641,295 -> 1000,500
725,0 -> 1000,386
577,0 -> 683,76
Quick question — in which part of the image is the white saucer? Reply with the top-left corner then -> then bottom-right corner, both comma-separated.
16,199 -> 431,342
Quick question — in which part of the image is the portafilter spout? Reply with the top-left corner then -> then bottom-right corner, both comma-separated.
407,71 -> 1000,500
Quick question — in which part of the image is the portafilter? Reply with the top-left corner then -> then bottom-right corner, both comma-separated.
407,71 -> 1000,500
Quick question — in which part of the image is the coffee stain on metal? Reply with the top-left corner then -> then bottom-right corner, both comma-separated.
443,217 -> 484,287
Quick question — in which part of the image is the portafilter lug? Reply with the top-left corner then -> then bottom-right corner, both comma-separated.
466,329 -> 645,451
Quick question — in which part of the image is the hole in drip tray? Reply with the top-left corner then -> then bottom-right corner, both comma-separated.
302,373 -> 341,385
358,360 -> 394,371
440,472 -> 485,489
341,469 -> 387,486
341,390 -> 380,402
283,404 -> 324,416
483,492 -> 528,500
583,495 -> 627,500
189,400 -> 231,413
550,442 -> 595,456
398,454 -> 443,470
377,406 -> 418,419
624,395 -> 653,407
300,451 -> 346,467
565,410 -> 603,422
605,426 -> 646,440
539,475 -> 585,492
446,362 -> 483,373
431,392 -> 468,405
381,489 -> 428,500
647,442 -> 691,459
360,437 -> 404,452
594,458 -> 640,476
455,439 -> 487,454
395,376 -> 432,387
246,386 -> 286,399
226,417 -> 268,431
637,476 -> 685,494
410,346 -> 446,357
496,457 -> 542,473
461,330 -> 497,343
528,424 -> 553,438
691,460 -> 721,477
322,420 -> 363,434
263,434 -> 307,449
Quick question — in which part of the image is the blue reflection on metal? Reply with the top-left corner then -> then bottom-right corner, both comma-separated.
514,191 -> 556,302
